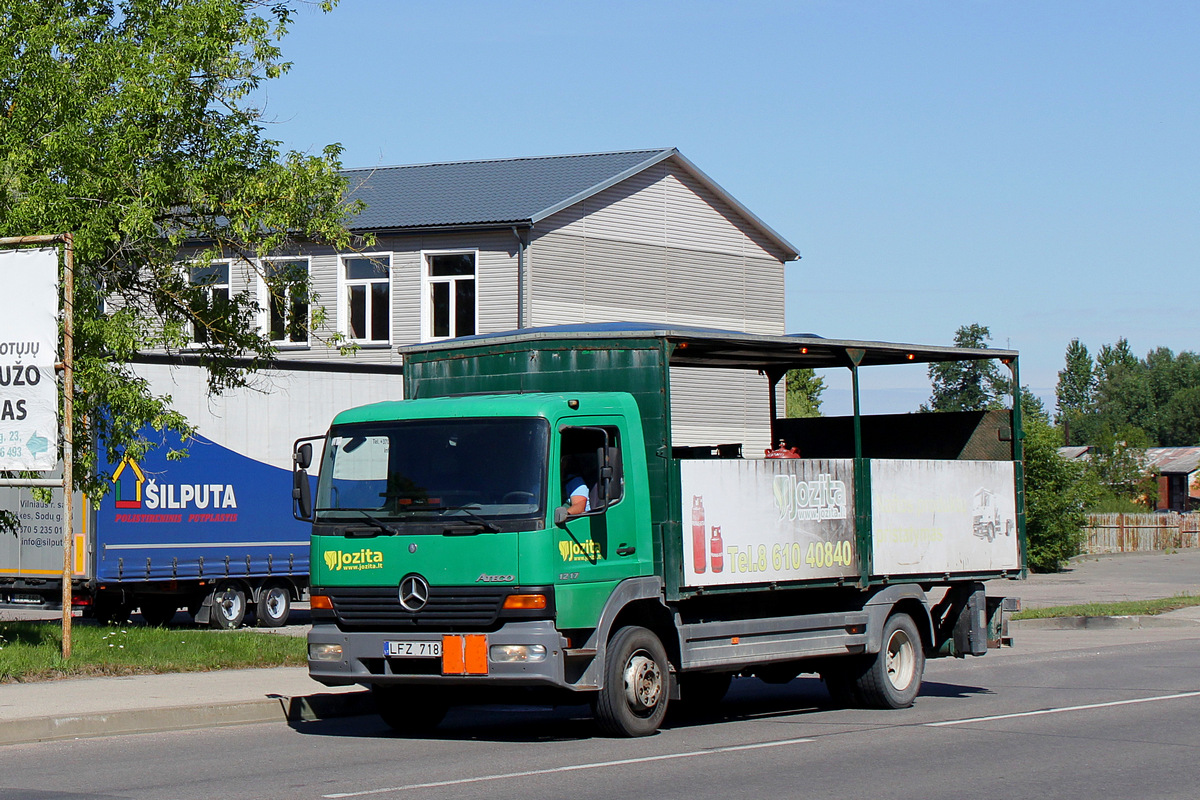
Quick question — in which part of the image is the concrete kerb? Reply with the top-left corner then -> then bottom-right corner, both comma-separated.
0,689 -> 373,748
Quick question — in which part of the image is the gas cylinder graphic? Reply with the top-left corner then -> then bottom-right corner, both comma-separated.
691,496 -> 706,574
710,526 -> 724,572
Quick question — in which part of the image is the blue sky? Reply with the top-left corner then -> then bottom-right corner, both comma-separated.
262,0 -> 1199,414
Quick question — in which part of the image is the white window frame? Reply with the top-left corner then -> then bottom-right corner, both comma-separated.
257,256 -> 312,347
421,249 -> 478,342
339,252 -> 393,346
185,258 -> 232,347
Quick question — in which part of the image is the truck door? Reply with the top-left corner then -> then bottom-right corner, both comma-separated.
555,421 -> 640,587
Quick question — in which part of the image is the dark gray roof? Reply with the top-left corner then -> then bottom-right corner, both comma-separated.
398,322 -> 1018,371
341,148 -> 798,259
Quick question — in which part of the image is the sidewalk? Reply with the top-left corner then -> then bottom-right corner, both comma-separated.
3,549 -> 1200,746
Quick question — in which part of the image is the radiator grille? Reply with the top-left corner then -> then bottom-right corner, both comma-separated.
325,586 -> 507,631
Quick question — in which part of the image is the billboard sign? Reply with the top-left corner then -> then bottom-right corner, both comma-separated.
871,459 -> 1020,574
0,247 -> 58,471
680,458 -> 858,587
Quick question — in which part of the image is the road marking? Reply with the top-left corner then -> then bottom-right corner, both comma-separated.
322,737 -> 814,798
927,690 -> 1200,727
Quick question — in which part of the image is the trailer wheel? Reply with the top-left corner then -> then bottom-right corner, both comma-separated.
209,583 -> 247,629
856,613 -> 924,709
255,582 -> 291,627
139,598 -> 178,627
373,685 -> 448,734
93,597 -> 131,625
593,625 -> 670,737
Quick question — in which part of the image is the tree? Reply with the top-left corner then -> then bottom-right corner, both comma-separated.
1021,403 -> 1096,572
785,368 -> 824,418
1055,338 -> 1094,445
0,0 -> 358,513
922,323 -> 1008,412
1085,424 -> 1157,509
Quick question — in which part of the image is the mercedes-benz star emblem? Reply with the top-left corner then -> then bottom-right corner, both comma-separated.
398,574 -> 430,612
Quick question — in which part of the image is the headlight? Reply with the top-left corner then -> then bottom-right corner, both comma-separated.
490,644 -> 547,663
309,643 -> 344,661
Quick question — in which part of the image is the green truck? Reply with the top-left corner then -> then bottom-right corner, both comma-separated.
296,324 -> 1024,736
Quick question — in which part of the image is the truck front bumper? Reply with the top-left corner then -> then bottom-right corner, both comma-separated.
307,621 -> 578,690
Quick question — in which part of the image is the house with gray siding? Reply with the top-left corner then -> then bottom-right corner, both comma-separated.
190,148 -> 798,451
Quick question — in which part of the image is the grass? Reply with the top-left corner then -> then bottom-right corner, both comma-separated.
1013,594 -> 1200,620
0,621 -> 306,683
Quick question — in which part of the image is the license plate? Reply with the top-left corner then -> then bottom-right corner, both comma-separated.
384,640 -> 441,658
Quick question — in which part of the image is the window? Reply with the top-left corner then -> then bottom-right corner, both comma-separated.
423,251 -> 476,340
342,254 -> 391,343
261,258 -> 310,345
188,260 -> 230,345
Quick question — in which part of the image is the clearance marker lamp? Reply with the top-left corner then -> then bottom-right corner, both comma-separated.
490,644 -> 547,663
309,643 -> 343,661
310,594 -> 333,610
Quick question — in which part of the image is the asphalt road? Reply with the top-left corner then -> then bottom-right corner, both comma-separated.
3,624 -> 1200,800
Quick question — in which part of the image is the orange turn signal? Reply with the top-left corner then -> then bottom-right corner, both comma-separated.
503,594 -> 547,610
310,594 -> 333,610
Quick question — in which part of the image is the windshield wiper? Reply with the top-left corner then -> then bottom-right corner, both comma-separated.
436,505 -> 501,533
347,510 -> 401,536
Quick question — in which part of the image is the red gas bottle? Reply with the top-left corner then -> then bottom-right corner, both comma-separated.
709,526 -> 724,572
764,440 -> 801,459
691,496 -> 706,574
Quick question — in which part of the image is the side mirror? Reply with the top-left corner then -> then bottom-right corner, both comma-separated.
293,468 -> 312,521
554,505 -> 571,526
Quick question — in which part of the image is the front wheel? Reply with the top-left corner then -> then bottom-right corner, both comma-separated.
593,626 -> 670,737
856,613 -> 924,709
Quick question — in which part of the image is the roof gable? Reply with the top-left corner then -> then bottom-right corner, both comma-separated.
341,148 -> 798,259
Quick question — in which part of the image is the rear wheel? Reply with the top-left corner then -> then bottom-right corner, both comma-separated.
593,626 -> 670,737
855,613 -> 924,708
373,685 -> 449,734
209,583 -> 247,629
92,596 -> 131,625
255,582 -> 291,627
139,598 -> 178,627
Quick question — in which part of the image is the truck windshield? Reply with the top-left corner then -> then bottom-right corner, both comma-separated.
314,418 -> 549,526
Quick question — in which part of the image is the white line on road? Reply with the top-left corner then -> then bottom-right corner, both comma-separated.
322,737 -> 815,798
926,690 -> 1200,727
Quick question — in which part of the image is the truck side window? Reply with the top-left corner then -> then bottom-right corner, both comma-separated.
560,426 -> 623,512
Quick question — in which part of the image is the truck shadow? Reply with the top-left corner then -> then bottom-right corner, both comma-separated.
288,676 -> 985,743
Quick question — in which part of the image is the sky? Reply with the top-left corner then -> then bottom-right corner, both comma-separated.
259,0 -> 1199,415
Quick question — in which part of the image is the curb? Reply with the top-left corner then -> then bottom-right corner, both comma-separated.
1011,614 -> 1200,631
0,690 -> 373,748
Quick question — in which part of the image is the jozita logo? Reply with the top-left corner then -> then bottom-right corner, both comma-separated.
773,473 -> 848,522
323,549 -> 384,571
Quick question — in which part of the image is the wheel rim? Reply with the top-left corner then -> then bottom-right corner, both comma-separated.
217,590 -> 243,622
622,649 -> 663,713
884,627 -> 916,691
263,588 -> 286,620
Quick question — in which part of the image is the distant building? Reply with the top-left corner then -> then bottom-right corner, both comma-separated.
1058,445 -> 1200,512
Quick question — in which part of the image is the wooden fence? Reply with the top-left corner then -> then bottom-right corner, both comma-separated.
1083,513 -> 1200,553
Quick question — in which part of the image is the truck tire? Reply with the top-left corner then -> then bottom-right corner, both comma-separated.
593,625 -> 670,737
139,598 -> 178,627
209,583 -> 247,629
255,582 -> 291,627
92,597 -> 131,625
373,685 -> 448,734
855,613 -> 924,709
